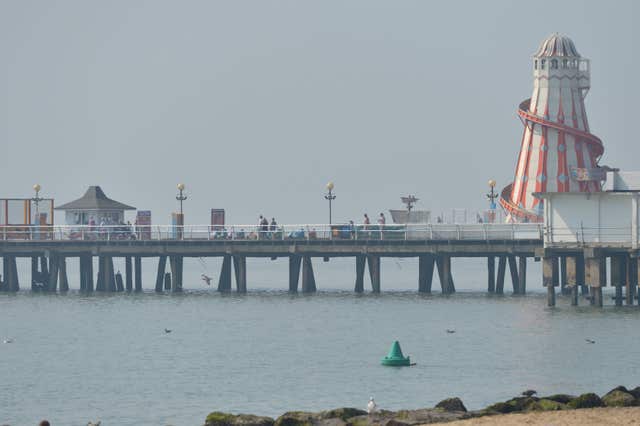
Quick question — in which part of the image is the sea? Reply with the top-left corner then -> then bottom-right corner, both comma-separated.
1,257 -> 638,426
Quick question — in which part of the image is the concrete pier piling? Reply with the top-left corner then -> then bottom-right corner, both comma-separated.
611,255 -> 624,306
217,255 -> 232,292
487,256 -> 496,293
508,255 -> 519,294
543,256 -> 557,307
418,255 -> 435,293
134,257 -> 142,292
367,255 -> 381,293
302,256 -> 316,293
289,255 -> 301,293
155,256 -> 167,293
233,256 -> 246,293
627,256 -> 637,305
125,256 -> 133,292
354,255 -> 366,293
169,256 -> 183,292
518,256 -> 527,294
164,272 -> 171,290
566,256 -> 578,306
496,256 -> 506,295
58,256 -> 69,292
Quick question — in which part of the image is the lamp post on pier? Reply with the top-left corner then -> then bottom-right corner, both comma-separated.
324,182 -> 336,225
176,183 -> 187,215
487,179 -> 498,223
32,184 -> 42,225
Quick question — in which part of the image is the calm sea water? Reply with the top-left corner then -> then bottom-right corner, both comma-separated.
1,258 -> 639,426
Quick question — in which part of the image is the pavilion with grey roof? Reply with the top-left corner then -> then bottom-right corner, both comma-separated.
55,186 -> 136,226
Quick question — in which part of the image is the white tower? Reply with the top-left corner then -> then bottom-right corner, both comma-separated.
500,34 -> 604,222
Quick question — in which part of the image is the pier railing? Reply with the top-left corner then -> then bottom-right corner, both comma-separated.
0,223 -> 543,242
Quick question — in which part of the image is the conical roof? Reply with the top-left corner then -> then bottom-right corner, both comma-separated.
55,186 -> 136,211
534,33 -> 580,58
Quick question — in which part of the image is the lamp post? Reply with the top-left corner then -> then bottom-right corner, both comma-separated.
32,184 -> 42,225
487,179 -> 498,223
324,182 -> 336,225
176,183 -> 187,215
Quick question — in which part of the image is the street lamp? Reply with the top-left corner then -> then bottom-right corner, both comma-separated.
486,179 -> 498,223
32,184 -> 42,225
324,182 -> 336,224
176,183 -> 187,215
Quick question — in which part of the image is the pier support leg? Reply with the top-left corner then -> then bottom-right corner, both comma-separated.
155,256 -> 167,293
58,257 -> 69,292
611,255 -> 624,307
543,256 -> 556,307
508,255 -> 519,294
1,257 -> 7,291
31,256 -> 39,291
302,256 -> 317,293
96,257 -> 104,292
436,255 -> 454,294
125,256 -> 133,292
115,271 -> 125,292
86,256 -> 94,291
164,272 -> 171,291
134,257 -> 142,292
107,257 -> 116,292
586,256 -> 605,307
566,256 -> 578,306
217,255 -> 232,292
48,255 -> 59,292
367,255 -> 380,293
233,256 -> 247,293
170,256 -> 183,292
627,256 -> 637,306
79,256 -> 86,291
419,255 -> 435,293
518,256 -> 527,294
289,255 -> 301,293
4,256 -> 19,292
354,255 -> 366,293
487,256 -> 495,293
560,257 -> 570,295
496,256 -> 506,295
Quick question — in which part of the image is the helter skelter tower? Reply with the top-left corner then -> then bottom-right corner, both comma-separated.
500,34 -> 604,222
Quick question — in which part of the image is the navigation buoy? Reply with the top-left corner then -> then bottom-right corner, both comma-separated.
381,341 -> 411,366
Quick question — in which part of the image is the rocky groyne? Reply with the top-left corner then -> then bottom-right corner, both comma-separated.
203,385 -> 640,426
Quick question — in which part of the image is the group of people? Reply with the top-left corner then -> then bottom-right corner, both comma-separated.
257,215 -> 279,238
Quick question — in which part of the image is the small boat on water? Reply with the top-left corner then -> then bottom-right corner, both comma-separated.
389,195 -> 431,224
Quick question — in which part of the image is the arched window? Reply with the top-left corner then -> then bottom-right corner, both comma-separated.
540,59 -> 546,70
551,59 -> 558,69
562,59 -> 568,68
534,60 -> 538,70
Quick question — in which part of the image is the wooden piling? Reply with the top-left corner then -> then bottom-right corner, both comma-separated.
155,255 -> 167,292
96,257 -> 104,292
86,256 -> 94,291
289,255 -> 301,293
125,256 -> 133,292
302,256 -> 317,293
611,255 -> 624,306
507,255 -> 519,294
48,255 -> 59,292
566,256 -> 578,306
31,256 -> 39,291
496,256 -> 506,295
106,257 -> 116,292
560,257 -> 570,295
487,256 -> 495,293
367,255 -> 380,293
419,255 -> 435,293
164,272 -> 171,290
169,256 -> 182,292
115,271 -> 125,292
134,256 -> 142,292
543,256 -> 556,307
586,256 -> 605,307
233,256 -> 247,293
217,255 -> 232,292
627,256 -> 637,306
354,255 -> 365,293
58,257 -> 69,292
518,256 -> 527,294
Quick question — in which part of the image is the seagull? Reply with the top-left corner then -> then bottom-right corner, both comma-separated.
585,339 -> 595,344
521,390 -> 537,397
3,338 -> 14,344
367,397 -> 377,414
201,274 -> 212,286
446,329 -> 456,334
164,328 -> 172,334
87,422 -> 101,426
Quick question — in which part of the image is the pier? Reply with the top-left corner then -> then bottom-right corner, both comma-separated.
0,223 -> 541,296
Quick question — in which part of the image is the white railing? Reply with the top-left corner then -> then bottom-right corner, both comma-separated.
0,223 -> 543,242
544,225 -> 635,246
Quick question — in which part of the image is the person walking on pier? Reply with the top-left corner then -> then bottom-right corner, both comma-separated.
378,213 -> 386,240
364,214 -> 371,239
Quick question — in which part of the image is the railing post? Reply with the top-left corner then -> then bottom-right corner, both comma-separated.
456,225 -> 461,240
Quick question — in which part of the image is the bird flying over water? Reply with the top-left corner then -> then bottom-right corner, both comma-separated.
446,329 -> 456,334
164,329 -> 172,334
367,397 -> 377,414
201,274 -> 212,286
585,339 -> 595,344
3,338 -> 14,344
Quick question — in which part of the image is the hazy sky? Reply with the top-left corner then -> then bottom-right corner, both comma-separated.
1,0 -> 638,225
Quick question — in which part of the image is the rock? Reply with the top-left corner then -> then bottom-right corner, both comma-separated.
320,408 -> 367,421
382,420 -> 410,426
543,394 -> 576,404
566,393 -> 604,409
205,412 -> 275,426
434,397 -> 467,412
629,386 -> 640,399
601,390 -> 637,407
484,397 -> 538,414
275,412 -> 316,426
527,399 -> 567,411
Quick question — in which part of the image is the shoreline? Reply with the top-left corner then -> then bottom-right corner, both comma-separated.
203,385 -> 640,426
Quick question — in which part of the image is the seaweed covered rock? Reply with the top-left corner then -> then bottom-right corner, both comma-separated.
601,390 -> 637,407
566,393 -> 604,409
527,398 -> 567,411
543,394 -> 575,404
320,408 -> 367,421
629,386 -> 640,399
434,397 -> 467,413
275,412 -> 317,426
484,397 -> 538,414
205,412 -> 275,426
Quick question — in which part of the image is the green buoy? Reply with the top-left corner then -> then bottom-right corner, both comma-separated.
381,341 -> 411,366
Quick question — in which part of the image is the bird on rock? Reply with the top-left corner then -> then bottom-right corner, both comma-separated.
521,390 -> 537,397
367,397 -> 377,414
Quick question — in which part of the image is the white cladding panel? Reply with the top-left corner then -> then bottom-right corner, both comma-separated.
544,192 -> 639,246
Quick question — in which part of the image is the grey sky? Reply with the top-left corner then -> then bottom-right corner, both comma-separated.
1,0 -> 637,225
